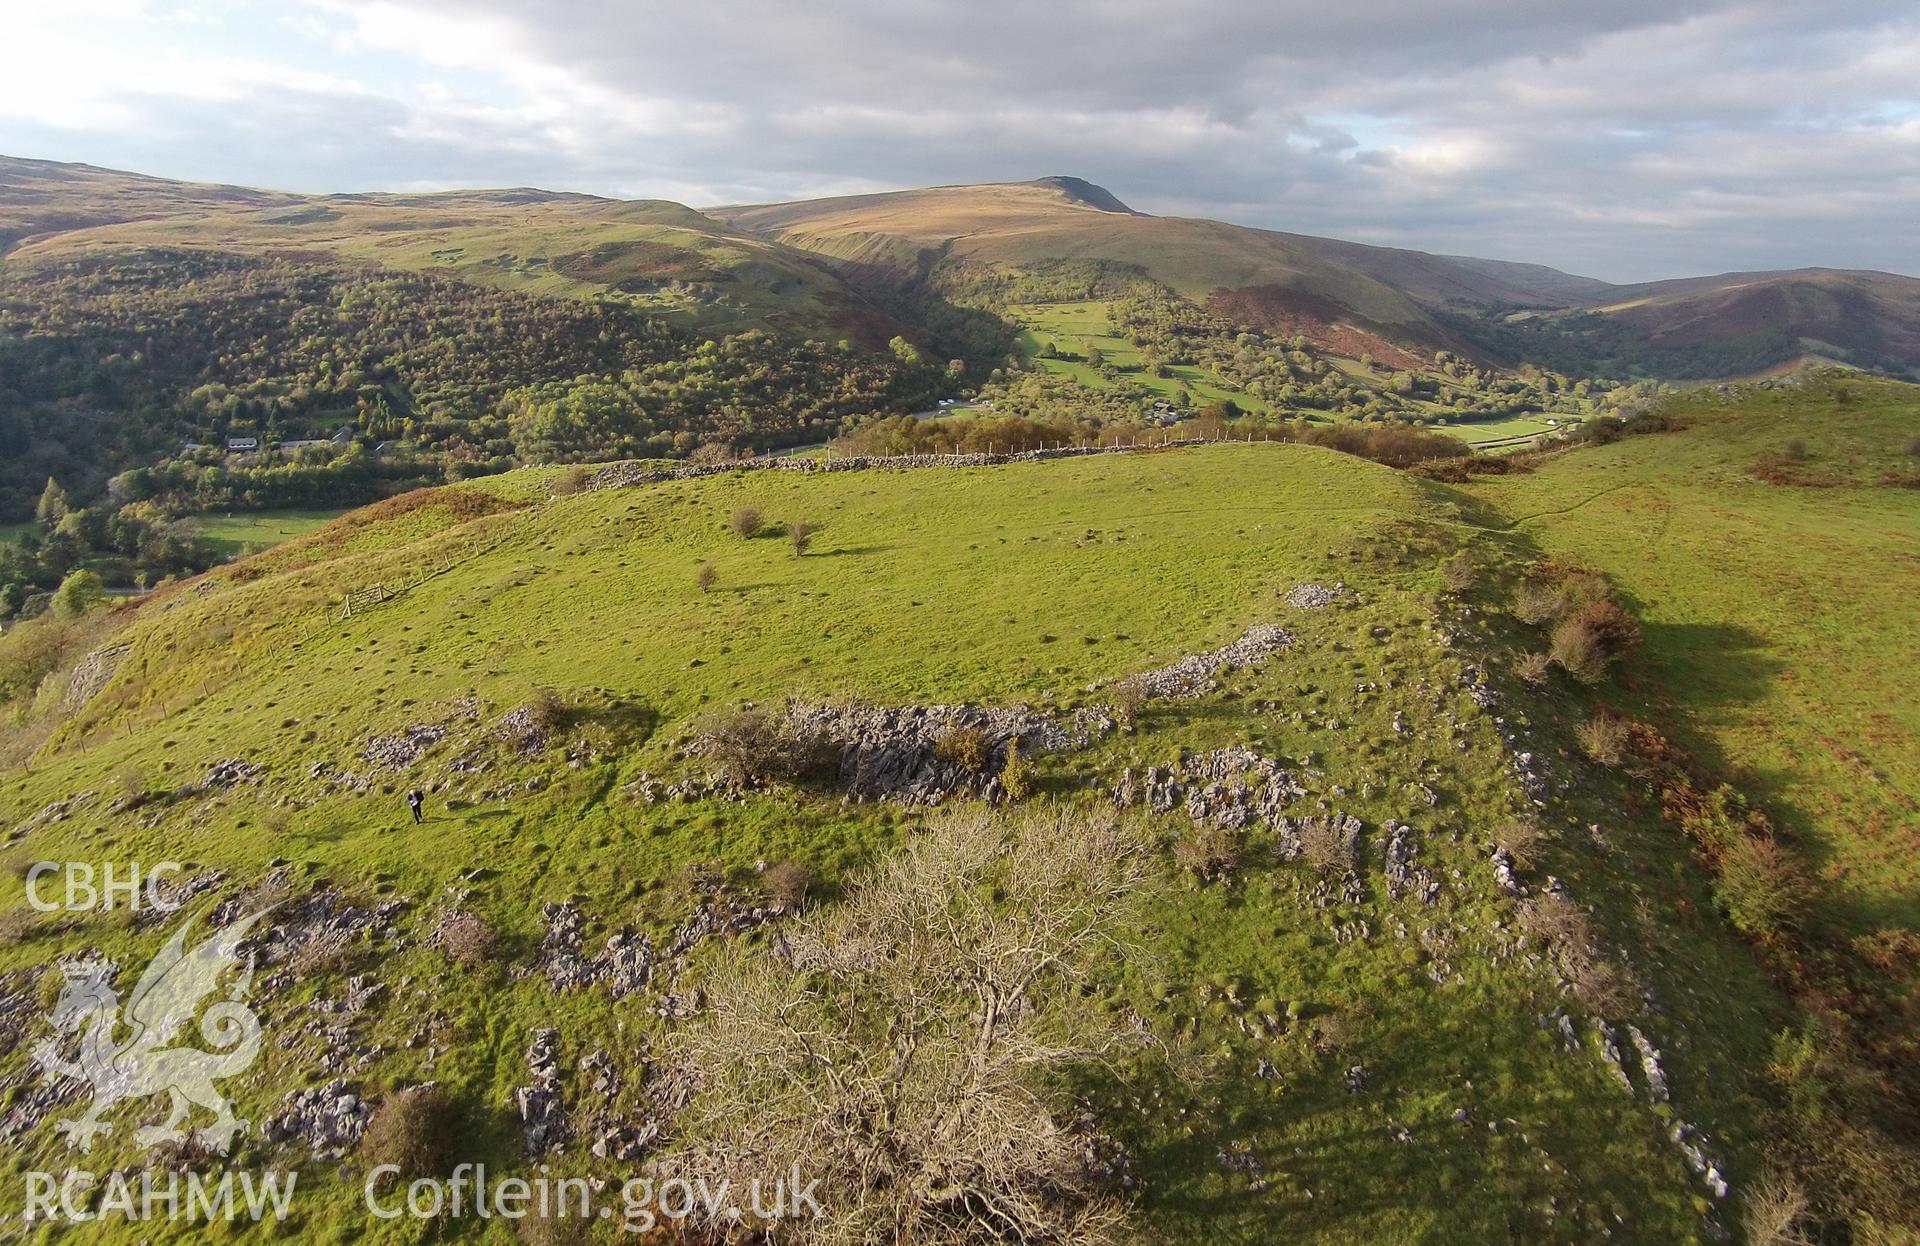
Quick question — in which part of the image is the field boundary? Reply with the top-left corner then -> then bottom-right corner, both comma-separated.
588,437 -> 1211,491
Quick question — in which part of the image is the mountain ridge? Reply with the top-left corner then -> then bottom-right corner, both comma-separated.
711,175 -> 1920,377
6,154 -> 1919,378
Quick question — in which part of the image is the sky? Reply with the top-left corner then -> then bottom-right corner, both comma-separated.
2,0 -> 1917,283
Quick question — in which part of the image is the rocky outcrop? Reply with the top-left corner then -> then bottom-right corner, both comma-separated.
264,1079 -> 372,1160
1127,625 -> 1293,701
1112,748 -> 1307,829
7,793 -> 94,842
783,701 -> 1107,805
534,902 -> 655,998
61,644 -> 130,711
211,874 -> 409,990
1283,582 -> 1346,610
198,759 -> 261,791
518,1029 -> 568,1156
1628,1025 -> 1669,1103
363,724 -> 449,770
1381,820 -> 1439,904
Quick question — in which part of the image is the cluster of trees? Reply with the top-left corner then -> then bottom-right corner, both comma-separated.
925,259 -> 1628,430
0,444 -> 464,618
501,331 -> 952,463
0,248 -> 963,518
933,257 -> 1156,311
0,477 -> 212,617
1445,309 -> 1808,381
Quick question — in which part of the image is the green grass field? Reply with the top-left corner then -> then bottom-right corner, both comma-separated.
1435,414 -> 1568,446
1012,300 -> 1271,412
1465,378 -> 1920,931
187,508 -> 351,558
0,438 -> 1805,1244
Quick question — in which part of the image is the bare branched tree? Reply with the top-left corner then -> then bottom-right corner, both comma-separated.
667,805 -> 1149,1245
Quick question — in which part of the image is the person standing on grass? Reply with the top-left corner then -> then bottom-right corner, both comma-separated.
406,788 -> 424,824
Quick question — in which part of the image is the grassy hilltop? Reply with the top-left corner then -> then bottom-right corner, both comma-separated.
1466,380 -> 1920,929
0,374 -> 1913,1242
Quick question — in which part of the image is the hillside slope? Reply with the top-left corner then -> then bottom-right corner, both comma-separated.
1467,375 -> 1920,928
4,385 -> 1915,1238
0,157 -> 878,340
715,178 -> 1920,378
714,178 -> 1471,355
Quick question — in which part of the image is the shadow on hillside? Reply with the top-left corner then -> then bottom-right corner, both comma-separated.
1631,621 -> 1915,931
561,699 -> 660,748
1118,992 -> 1677,1241
1637,620 -> 1781,712
814,543 -> 895,558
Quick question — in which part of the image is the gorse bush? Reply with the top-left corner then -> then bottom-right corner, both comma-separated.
1511,580 -> 1564,626
760,859 -> 812,911
1550,618 -> 1611,685
1740,1172 -> 1813,1246
1566,596 -> 1642,658
1497,818 -> 1548,870
728,505 -> 762,538
695,561 -> 718,593
1714,836 -> 1814,939
788,518 -> 815,556
999,741 -> 1033,802
525,686 -> 569,735
1516,565 -> 1641,685
1297,817 -> 1352,876
1670,780 -> 1770,864
1109,676 -> 1148,729
1173,825 -> 1241,884
1512,650 -> 1553,687
1576,713 -> 1632,766
439,911 -> 498,970
932,726 -> 991,773
360,1085 -> 458,1182
696,706 -> 841,787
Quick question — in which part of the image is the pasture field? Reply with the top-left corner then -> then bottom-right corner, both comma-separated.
1011,300 -> 1271,412
1434,414 -> 1567,446
0,440 -> 1787,1244
4,381 -> 1914,1241
1465,376 -> 1920,931
187,508 -> 351,558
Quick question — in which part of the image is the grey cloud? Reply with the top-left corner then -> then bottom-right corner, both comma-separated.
2,0 -> 1916,280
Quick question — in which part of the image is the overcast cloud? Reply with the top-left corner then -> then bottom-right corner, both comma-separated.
2,0 -> 1916,281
